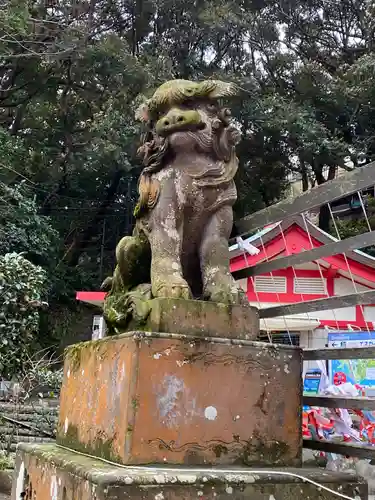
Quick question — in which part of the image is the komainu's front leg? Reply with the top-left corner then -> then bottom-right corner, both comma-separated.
117,234 -> 150,289
148,199 -> 192,300
200,205 -> 247,305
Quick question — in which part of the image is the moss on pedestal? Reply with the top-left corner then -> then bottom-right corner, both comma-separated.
58,423 -> 122,464
65,339 -> 105,373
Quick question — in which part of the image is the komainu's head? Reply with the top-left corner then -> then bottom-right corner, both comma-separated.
136,79 -> 239,122
134,79 -> 241,215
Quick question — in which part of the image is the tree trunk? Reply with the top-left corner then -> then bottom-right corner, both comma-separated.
299,156 -> 309,192
318,204 -> 331,233
63,169 -> 124,267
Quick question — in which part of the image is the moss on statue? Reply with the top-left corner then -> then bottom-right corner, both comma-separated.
103,297 -> 259,340
103,284 -> 152,335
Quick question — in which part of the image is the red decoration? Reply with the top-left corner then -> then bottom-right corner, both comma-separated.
333,372 -> 347,385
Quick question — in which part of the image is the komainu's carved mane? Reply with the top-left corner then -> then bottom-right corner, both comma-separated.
135,135 -> 170,215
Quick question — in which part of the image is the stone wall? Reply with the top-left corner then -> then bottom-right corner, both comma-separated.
0,400 -> 58,453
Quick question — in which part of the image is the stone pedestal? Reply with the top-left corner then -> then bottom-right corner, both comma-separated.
127,298 -> 260,340
12,443 -> 368,500
56,330 -> 302,466
12,300 -> 311,499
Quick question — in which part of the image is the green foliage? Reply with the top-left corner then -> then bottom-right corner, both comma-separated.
331,218 -> 375,258
330,199 -> 375,256
332,218 -> 373,240
0,253 -> 47,378
27,365 -> 63,395
0,450 -> 14,470
0,1 -> 29,38
0,183 -> 59,264
20,352 -> 63,398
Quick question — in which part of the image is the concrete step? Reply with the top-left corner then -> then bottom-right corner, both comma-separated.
12,443 -> 367,499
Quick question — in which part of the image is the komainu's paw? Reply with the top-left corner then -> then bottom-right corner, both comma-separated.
207,287 -> 247,305
204,275 -> 248,306
154,277 -> 192,300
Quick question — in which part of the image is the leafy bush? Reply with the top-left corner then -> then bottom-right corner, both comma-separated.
329,198 -> 375,257
20,352 -> 63,399
0,253 -> 47,378
0,450 -> 14,470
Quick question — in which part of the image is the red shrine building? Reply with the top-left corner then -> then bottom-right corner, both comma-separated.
77,214 -> 375,352
229,215 -> 375,348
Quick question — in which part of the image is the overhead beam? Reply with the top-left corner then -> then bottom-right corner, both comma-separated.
303,395 -> 375,411
235,161 -> 375,235
259,289 -> 375,318
304,438 -> 375,460
231,229 -> 375,279
303,347 -> 375,361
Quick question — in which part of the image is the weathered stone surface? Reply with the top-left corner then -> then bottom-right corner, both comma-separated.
0,470 -> 12,495
102,79 -> 250,333
12,443 -> 368,500
57,333 -> 302,466
127,298 -> 259,339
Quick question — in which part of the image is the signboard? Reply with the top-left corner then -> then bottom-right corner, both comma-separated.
303,369 -> 322,395
328,331 -> 375,396
92,315 -> 106,340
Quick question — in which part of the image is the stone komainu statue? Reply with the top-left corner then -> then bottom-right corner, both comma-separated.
102,79 -> 248,331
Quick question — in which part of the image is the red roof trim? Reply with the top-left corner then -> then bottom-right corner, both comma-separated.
76,291 -> 106,303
